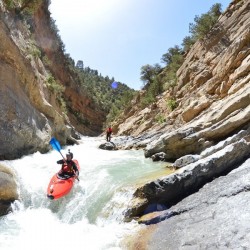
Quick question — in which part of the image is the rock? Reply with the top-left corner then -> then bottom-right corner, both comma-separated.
173,154 -> 201,168
0,164 -> 18,216
181,96 -> 212,122
145,93 -> 250,160
146,158 -> 250,249
114,0 -> 250,167
0,2 -> 106,160
99,142 -> 117,150
126,139 -> 250,219
151,152 -> 167,162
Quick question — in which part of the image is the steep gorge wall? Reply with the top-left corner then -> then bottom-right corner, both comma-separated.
33,2 -> 106,135
145,0 -> 250,159
114,0 -> 250,161
119,0 -> 250,227
0,9 -> 54,159
0,1 -> 105,160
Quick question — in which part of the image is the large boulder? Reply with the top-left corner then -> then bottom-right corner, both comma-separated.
0,164 -> 18,216
145,90 -> 250,160
125,139 -> 250,219
144,158 -> 250,248
99,142 -> 117,150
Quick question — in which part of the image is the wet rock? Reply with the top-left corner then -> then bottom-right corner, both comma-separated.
99,142 -> 117,150
147,158 -> 250,249
173,154 -> 201,168
151,152 -> 167,162
126,139 -> 250,219
0,164 -> 18,216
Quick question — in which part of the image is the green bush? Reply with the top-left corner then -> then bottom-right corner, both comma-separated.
155,114 -> 166,124
3,0 -> 16,9
29,44 -> 41,59
46,75 -> 65,95
140,94 -> 155,108
189,3 -> 222,40
166,98 -> 177,111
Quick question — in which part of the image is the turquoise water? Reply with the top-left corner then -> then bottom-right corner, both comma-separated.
0,137 -> 167,250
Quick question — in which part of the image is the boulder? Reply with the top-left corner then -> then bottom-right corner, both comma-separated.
126,139 -> 250,219
146,158 -> 250,248
151,152 -> 167,162
173,154 -> 201,168
99,142 -> 117,150
0,164 -> 18,216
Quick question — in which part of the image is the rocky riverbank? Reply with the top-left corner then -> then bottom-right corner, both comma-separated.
142,157 -> 250,249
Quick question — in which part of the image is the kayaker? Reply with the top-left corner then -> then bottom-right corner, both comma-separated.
57,150 -> 79,178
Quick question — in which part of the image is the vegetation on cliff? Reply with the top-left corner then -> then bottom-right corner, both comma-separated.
137,3 -> 223,109
2,0 -> 136,131
1,0 -> 223,131
69,62 -> 136,126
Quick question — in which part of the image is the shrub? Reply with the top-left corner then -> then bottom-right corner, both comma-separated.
29,44 -> 41,59
46,75 -> 65,95
166,98 -> 177,111
189,3 -> 222,40
155,114 -> 166,124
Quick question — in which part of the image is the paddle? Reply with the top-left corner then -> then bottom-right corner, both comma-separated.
49,137 -> 79,181
49,137 -> 65,160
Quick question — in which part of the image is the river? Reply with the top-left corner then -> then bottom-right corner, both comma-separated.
0,137 -> 169,250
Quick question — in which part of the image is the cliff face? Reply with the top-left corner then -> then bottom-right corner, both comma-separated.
114,0 -> 250,160
115,1 -> 250,244
32,2 -> 106,135
0,1 -> 105,159
144,0 -> 250,160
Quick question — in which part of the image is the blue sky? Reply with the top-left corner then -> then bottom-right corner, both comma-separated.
50,0 -> 232,90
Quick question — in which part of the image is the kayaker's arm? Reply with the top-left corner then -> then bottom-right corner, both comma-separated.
72,162 -> 79,181
72,162 -> 79,176
57,159 -> 66,173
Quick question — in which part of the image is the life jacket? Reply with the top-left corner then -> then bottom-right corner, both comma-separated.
107,127 -> 112,133
62,162 -> 74,174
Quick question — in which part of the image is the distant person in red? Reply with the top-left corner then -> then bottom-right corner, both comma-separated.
106,126 -> 112,142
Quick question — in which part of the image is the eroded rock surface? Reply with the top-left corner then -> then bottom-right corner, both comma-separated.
125,137 -> 250,220
146,158 -> 250,249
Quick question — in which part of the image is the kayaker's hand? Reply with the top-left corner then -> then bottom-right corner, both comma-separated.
57,159 -> 65,164
75,171 -> 79,181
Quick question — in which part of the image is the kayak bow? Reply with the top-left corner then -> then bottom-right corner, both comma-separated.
47,160 -> 80,200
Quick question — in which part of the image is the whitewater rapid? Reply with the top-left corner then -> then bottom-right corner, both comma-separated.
0,137 -> 167,250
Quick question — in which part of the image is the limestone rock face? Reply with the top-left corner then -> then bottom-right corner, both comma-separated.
0,2 -> 106,159
123,1 -> 250,244
0,17 -> 52,159
146,158 -> 250,249
33,3 -> 106,136
126,138 -> 250,219
115,0 -> 250,162
145,85 -> 250,159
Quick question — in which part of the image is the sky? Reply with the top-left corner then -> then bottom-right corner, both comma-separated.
49,0 -> 232,90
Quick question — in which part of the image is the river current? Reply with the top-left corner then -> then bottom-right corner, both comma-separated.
0,137 -> 167,250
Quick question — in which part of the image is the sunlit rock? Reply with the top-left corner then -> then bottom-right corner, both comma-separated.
0,164 -> 18,216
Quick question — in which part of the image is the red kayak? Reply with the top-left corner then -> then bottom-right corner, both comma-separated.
47,160 -> 80,200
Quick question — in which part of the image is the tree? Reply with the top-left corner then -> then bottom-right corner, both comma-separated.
140,64 -> 162,87
76,60 -> 84,70
19,0 -> 42,12
161,45 -> 183,65
189,3 -> 222,40
182,36 -> 195,52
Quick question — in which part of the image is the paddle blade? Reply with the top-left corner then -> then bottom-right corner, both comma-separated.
49,137 -> 61,152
